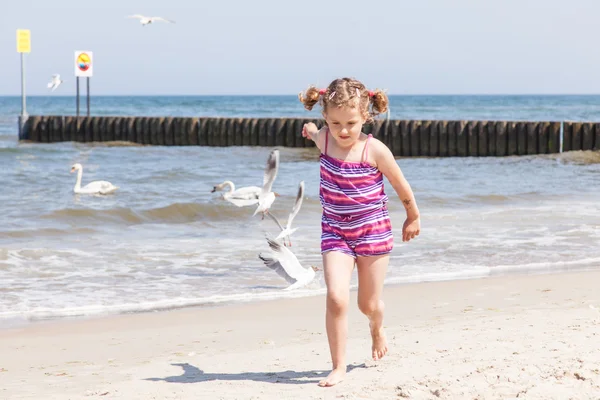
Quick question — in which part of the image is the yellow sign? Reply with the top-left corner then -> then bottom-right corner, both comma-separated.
16,29 -> 31,53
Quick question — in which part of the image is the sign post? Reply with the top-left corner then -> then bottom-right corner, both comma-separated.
74,51 -> 93,117
16,29 -> 31,138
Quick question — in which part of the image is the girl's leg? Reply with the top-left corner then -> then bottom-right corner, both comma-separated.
356,254 -> 389,361
319,250 -> 355,387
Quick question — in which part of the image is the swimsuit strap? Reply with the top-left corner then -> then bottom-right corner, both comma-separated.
324,128 -> 329,155
362,134 -> 373,163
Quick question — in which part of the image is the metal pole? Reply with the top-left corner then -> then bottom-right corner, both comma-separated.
20,52 -> 26,118
86,77 -> 90,116
76,77 -> 80,117
18,52 -> 28,138
559,121 -> 564,153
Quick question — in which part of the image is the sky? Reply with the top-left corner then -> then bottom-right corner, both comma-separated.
0,0 -> 598,95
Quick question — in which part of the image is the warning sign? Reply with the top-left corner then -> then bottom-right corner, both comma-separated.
16,29 -> 31,53
74,51 -> 93,77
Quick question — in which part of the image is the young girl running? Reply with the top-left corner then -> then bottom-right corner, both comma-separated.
299,77 -> 421,387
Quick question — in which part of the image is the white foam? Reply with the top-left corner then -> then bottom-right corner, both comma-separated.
385,257 -> 600,286
0,286 -> 328,323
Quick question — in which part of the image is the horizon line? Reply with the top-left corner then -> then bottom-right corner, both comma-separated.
2,93 -> 600,97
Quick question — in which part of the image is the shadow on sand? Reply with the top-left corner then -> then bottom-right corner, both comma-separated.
145,362 -> 367,385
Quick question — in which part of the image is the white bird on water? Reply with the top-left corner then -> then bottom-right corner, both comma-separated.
47,74 -> 63,92
253,149 -> 279,219
70,163 -> 119,195
258,235 -> 319,291
266,180 -> 305,246
211,180 -> 262,207
127,14 -> 175,26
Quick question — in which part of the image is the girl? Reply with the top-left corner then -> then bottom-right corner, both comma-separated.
299,77 -> 421,387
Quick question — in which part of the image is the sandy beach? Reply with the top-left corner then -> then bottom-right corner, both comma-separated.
1,270 -> 599,400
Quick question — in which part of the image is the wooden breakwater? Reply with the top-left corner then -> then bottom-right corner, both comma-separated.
19,115 -> 600,156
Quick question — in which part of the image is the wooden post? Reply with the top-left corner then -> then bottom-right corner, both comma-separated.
145,117 -> 156,145
206,118 -> 218,147
562,122 -> 572,152
515,122 -> 526,155
90,117 -> 101,142
257,119 -> 268,146
478,121 -> 489,156
400,120 -> 410,157
241,118 -> 252,146
124,118 -> 134,143
172,117 -> 183,146
581,123 -> 594,151
526,122 -> 539,155
538,122 -> 549,154
250,118 -> 259,146
197,118 -> 207,146
111,117 -> 121,142
27,116 -> 41,142
186,118 -> 199,146
105,117 -> 116,142
265,118 -> 276,147
409,120 -> 421,156
547,122 -> 560,153
388,120 -> 401,155
133,117 -> 142,144
285,118 -> 295,148
570,122 -> 582,151
456,121 -> 467,157
467,120 -> 478,156
447,121 -> 458,156
225,118 -> 235,146
163,117 -> 174,146
293,119 -> 305,148
63,116 -> 74,142
274,118 -> 286,147
50,116 -> 63,142
485,121 -> 496,156
419,120 -> 431,157
495,121 -> 507,156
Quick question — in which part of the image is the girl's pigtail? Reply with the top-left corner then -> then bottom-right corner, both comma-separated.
298,85 -> 323,111
369,89 -> 389,118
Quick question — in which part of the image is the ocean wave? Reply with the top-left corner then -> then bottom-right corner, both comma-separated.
0,285 -> 327,323
40,202 -> 264,225
385,257 -> 600,285
0,227 -> 96,239
2,258 -> 599,325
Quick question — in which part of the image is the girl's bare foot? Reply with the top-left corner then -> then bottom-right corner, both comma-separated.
318,367 -> 346,387
370,323 -> 388,361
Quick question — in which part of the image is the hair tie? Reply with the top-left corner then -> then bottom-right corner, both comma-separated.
318,89 -> 327,95
368,91 -> 375,98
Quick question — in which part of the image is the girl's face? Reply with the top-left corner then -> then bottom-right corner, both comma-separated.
323,103 -> 366,148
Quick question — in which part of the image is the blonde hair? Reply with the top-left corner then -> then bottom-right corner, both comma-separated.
298,77 -> 389,123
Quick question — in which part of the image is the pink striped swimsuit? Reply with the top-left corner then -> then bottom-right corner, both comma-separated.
320,130 -> 394,258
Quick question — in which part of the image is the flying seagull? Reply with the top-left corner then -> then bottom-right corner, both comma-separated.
253,149 -> 280,220
258,235 -> 319,291
47,74 -> 63,92
266,180 -> 305,246
127,14 -> 175,26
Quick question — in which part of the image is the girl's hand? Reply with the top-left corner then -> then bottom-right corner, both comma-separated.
302,122 -> 319,139
402,216 -> 420,242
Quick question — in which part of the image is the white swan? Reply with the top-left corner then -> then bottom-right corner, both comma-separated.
211,180 -> 261,207
253,149 -> 279,219
267,181 -> 305,246
258,235 -> 319,291
70,163 -> 119,195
